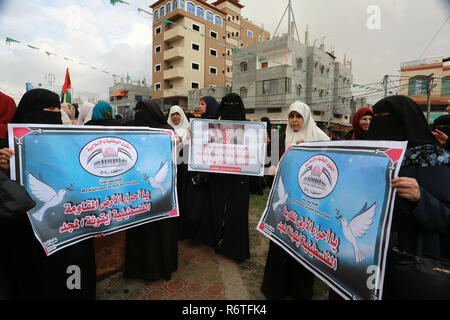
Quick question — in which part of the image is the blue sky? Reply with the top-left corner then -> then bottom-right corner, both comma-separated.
0,0 -> 449,104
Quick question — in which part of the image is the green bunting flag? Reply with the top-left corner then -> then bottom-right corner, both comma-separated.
27,45 -> 40,50
110,0 -> 129,6
6,37 -> 20,45
162,19 -> 176,26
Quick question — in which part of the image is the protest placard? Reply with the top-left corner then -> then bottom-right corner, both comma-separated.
8,124 -> 178,255
258,140 -> 407,300
188,119 -> 266,176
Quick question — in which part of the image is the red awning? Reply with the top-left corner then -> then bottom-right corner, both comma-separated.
112,90 -> 126,97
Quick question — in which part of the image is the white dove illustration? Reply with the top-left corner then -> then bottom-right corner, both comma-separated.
149,161 -> 169,195
28,173 -> 67,222
272,176 -> 289,211
339,202 -> 376,263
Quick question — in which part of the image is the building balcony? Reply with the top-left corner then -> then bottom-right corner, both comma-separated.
164,26 -> 186,42
164,67 -> 184,80
164,47 -> 184,62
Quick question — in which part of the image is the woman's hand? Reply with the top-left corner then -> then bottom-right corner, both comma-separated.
265,133 -> 270,144
432,129 -> 448,145
268,165 -> 277,176
0,148 -> 14,170
295,139 -> 304,145
392,177 -> 421,202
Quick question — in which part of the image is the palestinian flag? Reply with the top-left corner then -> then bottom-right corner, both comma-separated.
61,68 -> 72,103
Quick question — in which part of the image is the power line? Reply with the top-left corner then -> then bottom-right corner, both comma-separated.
418,14 -> 450,59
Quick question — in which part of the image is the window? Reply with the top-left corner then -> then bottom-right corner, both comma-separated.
206,11 -> 214,23
320,65 -> 325,74
192,43 -> 200,51
441,76 -> 450,95
267,108 -> 281,113
192,23 -> 200,32
155,64 -> 161,72
319,89 -> 324,98
166,3 -> 171,14
263,80 -> 271,94
179,0 -> 185,10
191,62 -> 200,70
240,87 -> 248,98
313,111 -> 321,116
197,7 -> 204,19
240,62 -> 248,72
408,76 -> 428,95
261,62 -> 268,68
209,66 -> 217,75
155,26 -> 161,34
210,30 -> 218,39
187,2 -> 195,14
154,9 -> 159,21
173,0 -> 178,10
247,30 -> 253,38
296,84 -> 302,96
210,48 -> 217,57
191,81 -> 199,89
285,78 -> 291,93
155,45 -> 161,53
160,6 -> 165,16
215,16 -> 222,26
155,83 -> 161,90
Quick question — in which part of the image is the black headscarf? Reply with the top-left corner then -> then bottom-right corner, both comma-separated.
367,95 -> 439,148
434,114 -> 450,136
217,93 -> 246,121
200,96 -> 220,119
134,99 -> 173,130
261,117 -> 271,137
12,89 -> 62,124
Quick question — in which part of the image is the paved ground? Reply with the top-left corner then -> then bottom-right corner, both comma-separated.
96,188 -> 329,300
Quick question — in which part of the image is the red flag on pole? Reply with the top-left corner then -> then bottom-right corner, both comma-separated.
61,68 -> 71,103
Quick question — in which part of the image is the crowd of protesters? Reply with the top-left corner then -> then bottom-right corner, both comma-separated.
0,88 -> 448,300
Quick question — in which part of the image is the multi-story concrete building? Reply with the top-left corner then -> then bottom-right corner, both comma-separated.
399,55 -> 450,122
150,0 -> 270,108
231,33 -> 355,135
109,77 -> 152,115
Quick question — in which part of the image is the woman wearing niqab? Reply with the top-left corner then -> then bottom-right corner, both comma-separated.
433,114 -> 450,150
261,101 -> 329,300
124,99 -> 178,281
208,93 -> 251,261
180,96 -> 220,244
366,95 -> 449,299
3,89 -> 97,299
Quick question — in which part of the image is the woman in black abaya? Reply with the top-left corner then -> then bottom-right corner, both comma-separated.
180,96 -> 220,246
366,95 -> 449,299
6,89 -> 97,299
124,99 -> 178,281
209,93 -> 251,261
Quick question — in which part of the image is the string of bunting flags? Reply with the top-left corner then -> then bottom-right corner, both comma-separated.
4,35 -> 130,81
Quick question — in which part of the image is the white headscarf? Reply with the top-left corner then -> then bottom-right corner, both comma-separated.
167,105 -> 190,142
77,103 -> 94,125
60,109 -> 72,125
285,101 -> 330,149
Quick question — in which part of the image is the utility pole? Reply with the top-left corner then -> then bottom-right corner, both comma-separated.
383,75 -> 389,98
426,73 -> 437,124
273,0 -> 300,41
